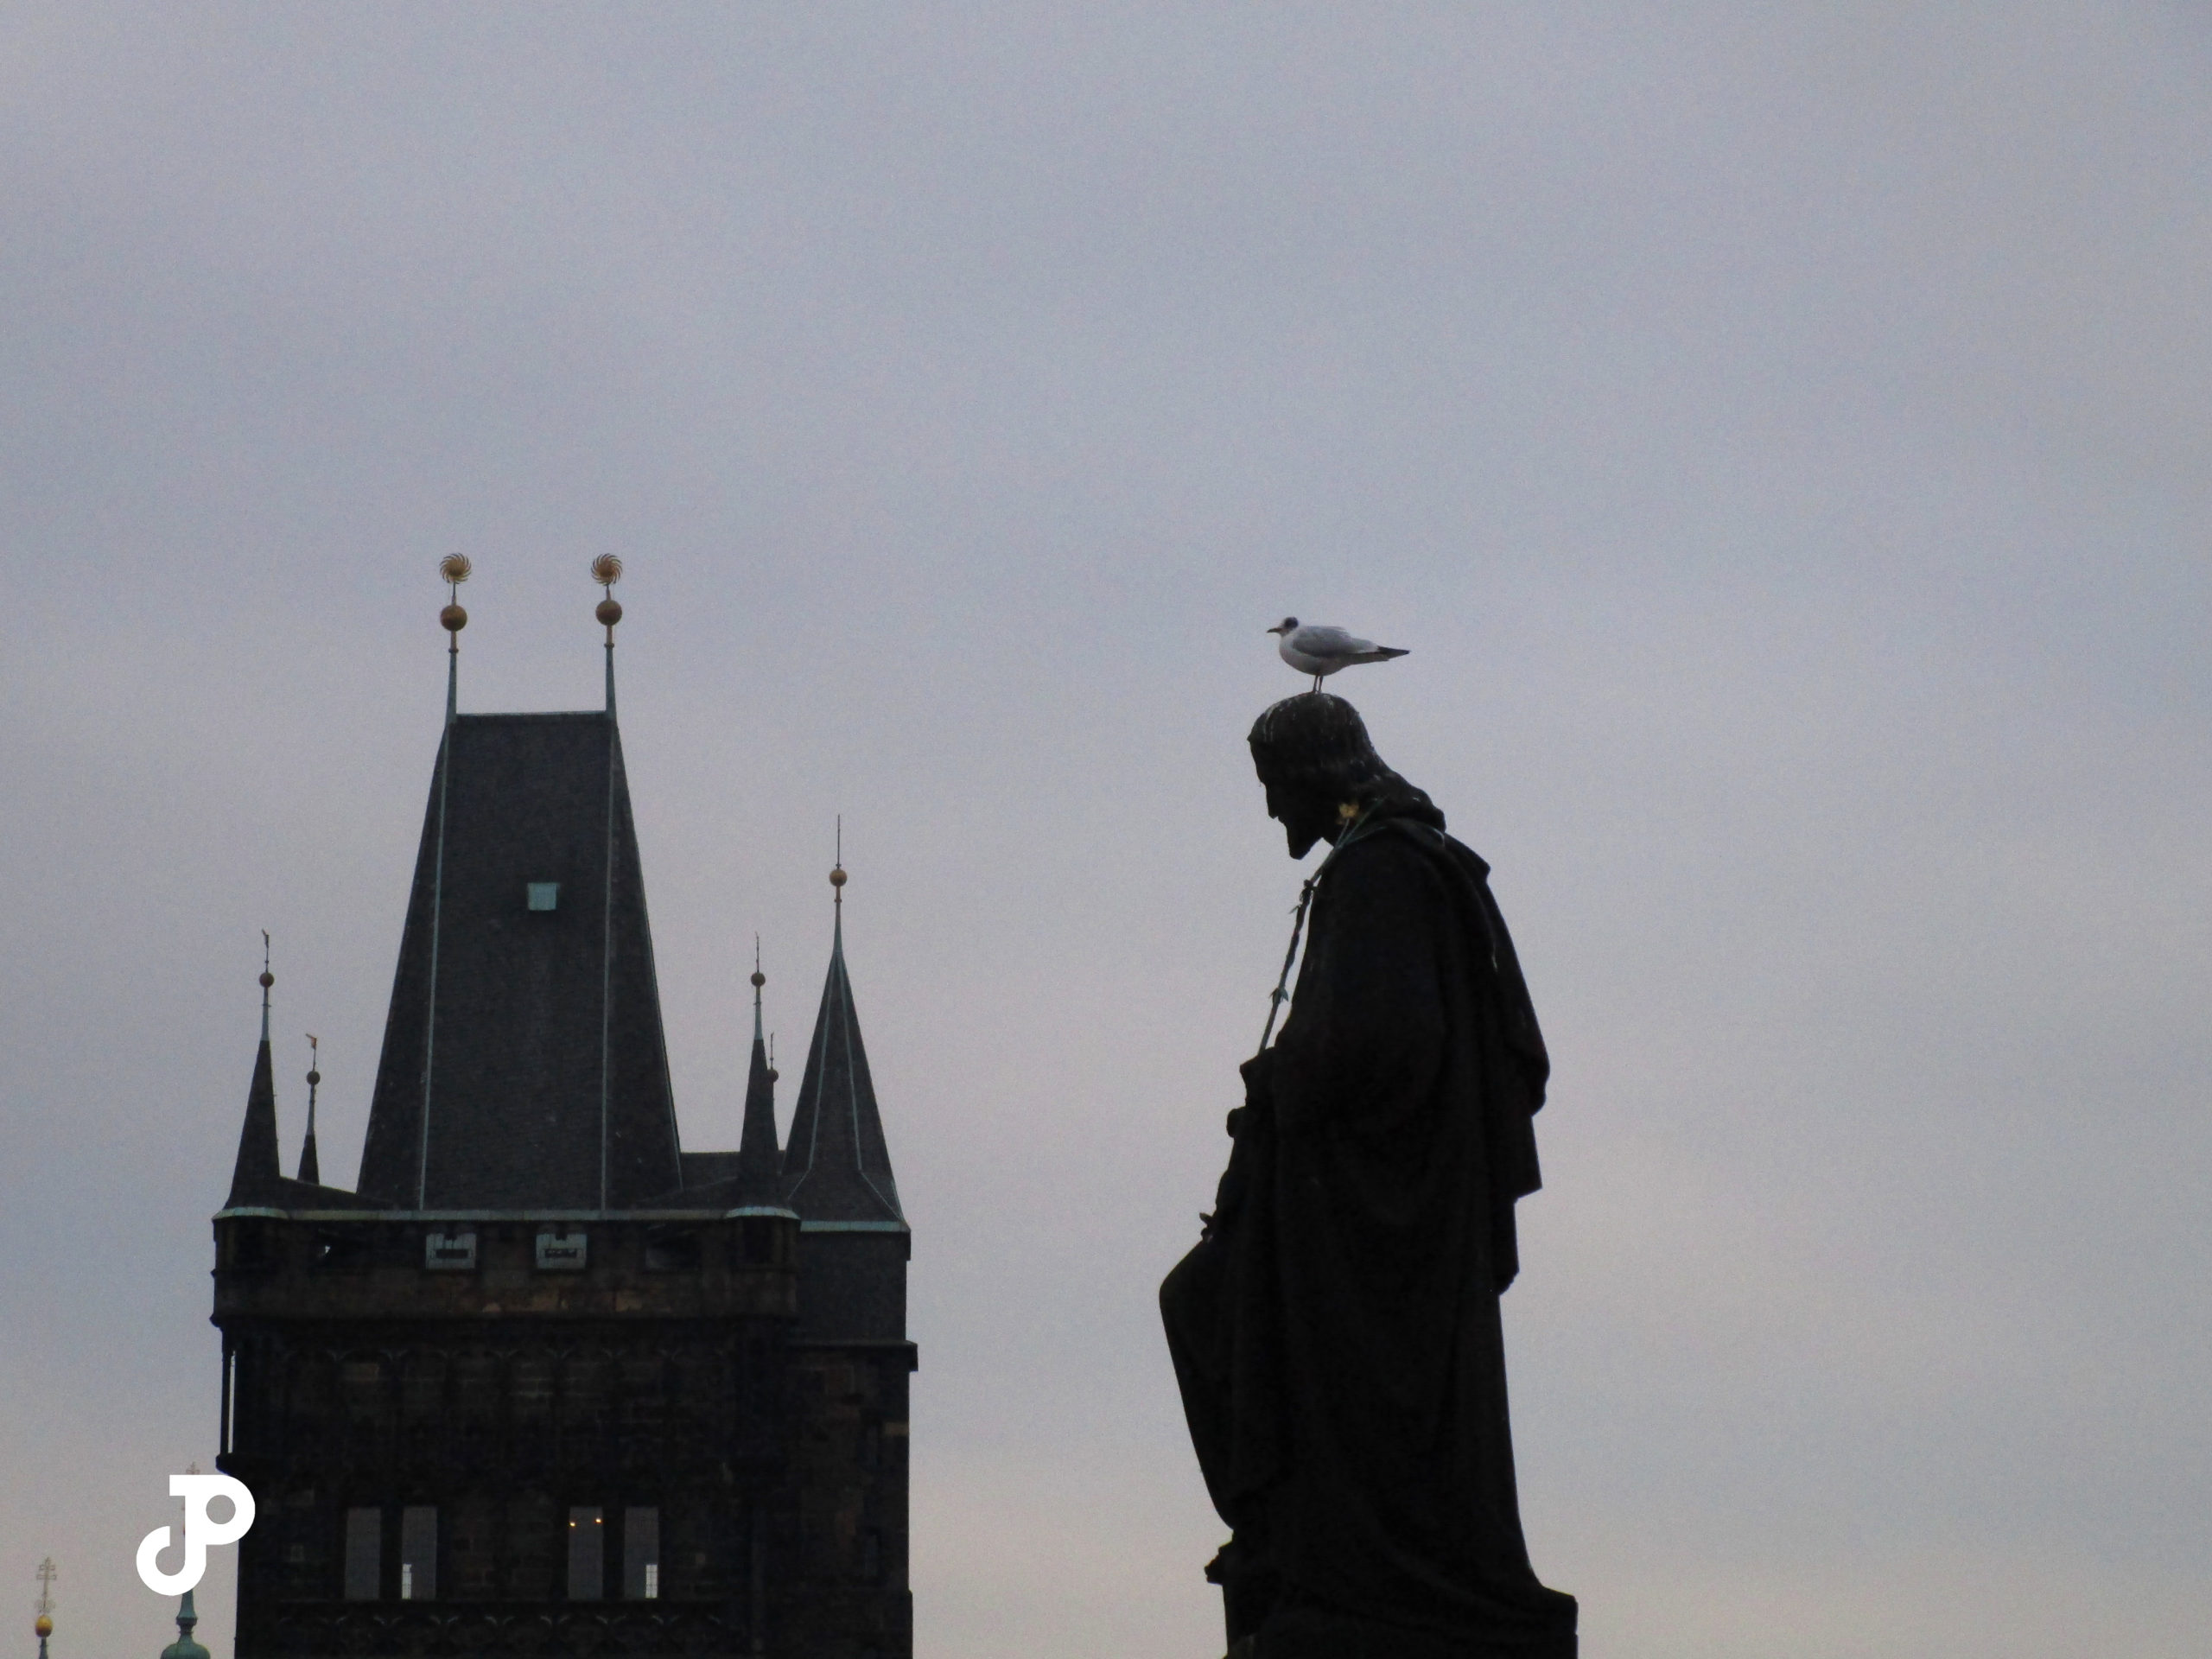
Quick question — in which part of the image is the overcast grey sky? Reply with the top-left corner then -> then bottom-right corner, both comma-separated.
3,6 -> 2209,1656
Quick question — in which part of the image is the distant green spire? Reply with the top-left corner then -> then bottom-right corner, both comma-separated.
158,1592 -> 209,1659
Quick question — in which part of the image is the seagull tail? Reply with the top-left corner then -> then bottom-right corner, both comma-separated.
1357,646 -> 1410,662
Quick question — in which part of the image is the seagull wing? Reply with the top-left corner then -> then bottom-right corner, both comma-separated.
1288,624 -> 1376,658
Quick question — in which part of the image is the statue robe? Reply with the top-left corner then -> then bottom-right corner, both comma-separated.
1160,808 -> 1578,1657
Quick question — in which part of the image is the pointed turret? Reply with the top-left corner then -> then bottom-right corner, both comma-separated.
296,1036 -> 321,1185
226,946 -> 284,1210
730,945 -> 787,1208
781,858 -> 904,1224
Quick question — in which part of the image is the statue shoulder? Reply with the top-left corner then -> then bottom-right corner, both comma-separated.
1321,819 -> 1454,910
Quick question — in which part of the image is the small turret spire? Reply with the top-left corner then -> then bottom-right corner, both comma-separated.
732,936 -> 784,1205
438,555 -> 471,726
298,1033 -> 321,1185
592,555 -> 623,715
781,836 -> 904,1224
227,947 -> 284,1209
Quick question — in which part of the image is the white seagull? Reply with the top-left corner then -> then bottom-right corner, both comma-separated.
1268,617 -> 1410,691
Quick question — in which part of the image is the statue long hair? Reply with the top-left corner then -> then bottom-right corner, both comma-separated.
1247,693 -> 1441,827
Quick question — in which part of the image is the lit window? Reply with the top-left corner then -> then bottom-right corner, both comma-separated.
567,1508 -> 604,1601
624,1508 -> 659,1600
400,1507 -> 436,1600
527,882 -> 560,912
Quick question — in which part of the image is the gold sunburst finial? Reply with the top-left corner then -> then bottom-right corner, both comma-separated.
439,555 -> 471,638
593,556 -> 624,636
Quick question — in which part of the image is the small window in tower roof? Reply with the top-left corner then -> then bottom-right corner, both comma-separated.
526,882 -> 560,912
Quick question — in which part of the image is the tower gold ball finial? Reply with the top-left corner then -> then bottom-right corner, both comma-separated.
442,602 -> 468,633
750,969 -> 766,988
258,970 -> 275,989
596,597 -> 623,627
830,866 -> 847,889
590,554 -> 624,587
36,1616 -> 52,1639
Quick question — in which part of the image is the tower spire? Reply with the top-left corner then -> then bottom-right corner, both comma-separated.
418,556 -> 470,1209
780,839 -> 904,1223
592,555 -> 623,715
226,947 -> 283,1209
590,556 -> 627,1214
298,1033 -> 321,1185
732,937 -> 785,1205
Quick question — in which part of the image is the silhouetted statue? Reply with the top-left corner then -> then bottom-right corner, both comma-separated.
1160,693 -> 1578,1659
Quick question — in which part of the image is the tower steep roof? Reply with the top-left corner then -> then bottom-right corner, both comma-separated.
355,709 -> 682,1210
780,903 -> 903,1224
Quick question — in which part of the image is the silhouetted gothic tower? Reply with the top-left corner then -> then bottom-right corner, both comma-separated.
212,567 -> 914,1659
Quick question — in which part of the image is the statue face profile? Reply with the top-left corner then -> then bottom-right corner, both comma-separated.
1261,776 -> 1340,860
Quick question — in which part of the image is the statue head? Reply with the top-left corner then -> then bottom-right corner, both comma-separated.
1248,692 -> 1435,857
